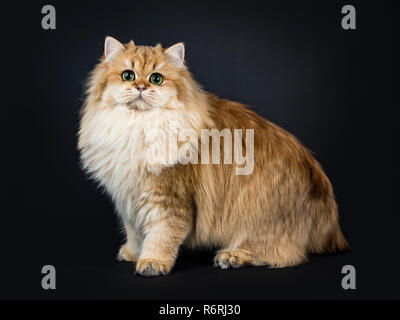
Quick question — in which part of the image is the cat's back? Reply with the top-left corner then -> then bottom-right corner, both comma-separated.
205,93 -> 333,201
207,94 -> 309,160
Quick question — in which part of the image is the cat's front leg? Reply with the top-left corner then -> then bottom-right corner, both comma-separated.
135,212 -> 192,277
118,223 -> 143,262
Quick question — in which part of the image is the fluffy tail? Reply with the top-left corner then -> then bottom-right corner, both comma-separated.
322,224 -> 349,253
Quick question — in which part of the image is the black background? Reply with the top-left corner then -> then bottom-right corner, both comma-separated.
1,0 -> 397,299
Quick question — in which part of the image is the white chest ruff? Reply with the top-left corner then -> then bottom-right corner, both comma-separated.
79,105 -> 192,224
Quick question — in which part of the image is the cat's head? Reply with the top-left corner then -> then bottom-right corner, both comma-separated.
89,36 -> 193,112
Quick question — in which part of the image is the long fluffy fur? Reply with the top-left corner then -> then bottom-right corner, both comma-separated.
78,38 -> 347,276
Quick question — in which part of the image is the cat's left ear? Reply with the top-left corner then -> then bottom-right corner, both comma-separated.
165,43 -> 185,67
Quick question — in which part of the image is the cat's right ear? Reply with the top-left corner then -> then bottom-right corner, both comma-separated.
104,36 -> 125,61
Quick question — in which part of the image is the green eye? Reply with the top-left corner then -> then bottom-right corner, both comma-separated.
150,73 -> 163,85
121,70 -> 135,81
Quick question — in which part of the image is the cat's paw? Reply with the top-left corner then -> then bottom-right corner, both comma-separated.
135,258 -> 172,277
117,244 -> 138,262
214,249 -> 262,269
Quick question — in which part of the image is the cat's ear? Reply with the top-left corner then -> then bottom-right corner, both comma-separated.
104,36 -> 125,61
165,43 -> 185,67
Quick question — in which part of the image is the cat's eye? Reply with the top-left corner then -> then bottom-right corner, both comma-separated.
121,70 -> 135,82
149,73 -> 163,85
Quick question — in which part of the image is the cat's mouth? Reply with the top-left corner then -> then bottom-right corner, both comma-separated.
126,96 -> 152,111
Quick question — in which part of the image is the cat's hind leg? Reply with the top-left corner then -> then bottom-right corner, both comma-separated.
214,248 -> 265,269
260,241 -> 308,268
214,238 -> 308,269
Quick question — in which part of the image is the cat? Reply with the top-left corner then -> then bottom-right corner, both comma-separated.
78,36 -> 348,277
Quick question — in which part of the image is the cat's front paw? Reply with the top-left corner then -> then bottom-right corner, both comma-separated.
135,258 -> 172,277
117,244 -> 138,262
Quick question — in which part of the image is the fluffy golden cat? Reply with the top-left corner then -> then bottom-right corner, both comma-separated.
78,37 -> 348,277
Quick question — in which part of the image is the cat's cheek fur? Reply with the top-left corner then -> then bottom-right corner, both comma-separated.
154,84 -> 179,108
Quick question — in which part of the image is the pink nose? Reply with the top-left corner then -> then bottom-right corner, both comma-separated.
136,86 -> 147,93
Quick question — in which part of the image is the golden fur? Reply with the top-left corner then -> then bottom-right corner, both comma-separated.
78,37 -> 348,276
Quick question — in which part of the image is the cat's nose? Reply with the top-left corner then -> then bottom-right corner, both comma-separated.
136,85 -> 147,93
